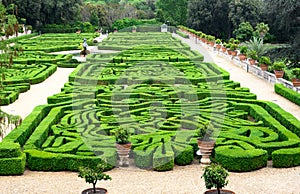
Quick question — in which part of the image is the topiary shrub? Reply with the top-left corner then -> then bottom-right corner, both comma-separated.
272,147 -> 300,168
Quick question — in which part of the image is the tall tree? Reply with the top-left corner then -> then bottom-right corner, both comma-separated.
264,0 -> 300,43
228,0 -> 262,30
187,0 -> 232,39
156,0 -> 188,25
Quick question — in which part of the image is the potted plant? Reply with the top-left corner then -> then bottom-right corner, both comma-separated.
115,127 -> 132,166
272,60 -> 286,78
258,56 -> 271,71
238,45 -> 247,60
202,163 -> 235,194
246,50 -> 258,65
215,39 -> 222,50
229,43 -> 238,56
291,68 -> 300,87
78,163 -> 112,194
132,25 -> 137,33
196,122 -> 216,164
221,42 -> 227,53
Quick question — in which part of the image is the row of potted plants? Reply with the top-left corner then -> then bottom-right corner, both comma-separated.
178,26 -> 300,87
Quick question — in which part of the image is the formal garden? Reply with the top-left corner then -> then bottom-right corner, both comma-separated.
0,31 -> 299,177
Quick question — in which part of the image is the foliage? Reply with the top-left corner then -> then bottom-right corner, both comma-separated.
215,39 -> 221,44
156,0 -> 188,26
202,163 -> 229,194
112,18 -> 159,31
233,22 -> 254,42
245,37 -> 266,58
254,22 -> 269,40
272,60 -> 286,71
259,56 -> 271,66
239,45 -> 248,54
292,68 -> 300,79
274,84 -> 300,106
264,0 -> 300,43
114,127 -> 130,144
197,122 -> 215,141
78,163 -> 112,193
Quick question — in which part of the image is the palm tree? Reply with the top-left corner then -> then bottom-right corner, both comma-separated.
245,36 -> 267,58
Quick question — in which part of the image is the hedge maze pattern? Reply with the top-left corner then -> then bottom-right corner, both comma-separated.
0,33 -> 91,105
1,32 -> 300,175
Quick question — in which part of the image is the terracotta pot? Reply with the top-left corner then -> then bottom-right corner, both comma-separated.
249,58 -> 256,65
82,188 -> 108,194
197,139 -> 216,164
216,44 -> 221,50
292,78 -> 300,87
274,70 -> 284,78
260,64 -> 268,71
221,47 -> 227,53
227,49 -> 232,55
238,54 -> 247,61
210,42 -> 215,47
204,189 -> 235,194
231,50 -> 237,56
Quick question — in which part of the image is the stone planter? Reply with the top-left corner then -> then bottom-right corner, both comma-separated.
116,143 -> 132,166
197,139 -> 216,164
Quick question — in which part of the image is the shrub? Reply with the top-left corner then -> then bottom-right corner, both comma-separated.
274,84 -> 300,106
272,148 -> 300,168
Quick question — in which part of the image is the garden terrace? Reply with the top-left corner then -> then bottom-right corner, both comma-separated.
98,32 -> 190,51
15,33 -> 95,53
1,32 -> 300,175
0,63 -> 57,105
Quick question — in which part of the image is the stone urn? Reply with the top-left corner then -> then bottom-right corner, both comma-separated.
197,139 -> 216,164
116,142 -> 132,167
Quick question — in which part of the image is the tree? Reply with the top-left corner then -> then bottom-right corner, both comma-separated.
187,0 -> 232,39
264,0 -> 300,43
254,22 -> 269,39
228,0 -> 262,29
233,21 -> 254,42
156,0 -> 188,26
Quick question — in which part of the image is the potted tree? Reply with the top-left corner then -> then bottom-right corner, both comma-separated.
132,25 -> 137,33
215,39 -> 222,50
246,50 -> 258,65
291,68 -> 300,87
78,163 -> 112,194
115,127 -> 132,166
196,122 -> 216,164
238,45 -> 247,60
229,43 -> 238,57
202,163 -> 235,194
258,56 -> 271,71
272,60 -> 286,78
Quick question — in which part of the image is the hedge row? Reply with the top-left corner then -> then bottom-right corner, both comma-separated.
0,142 -> 26,175
176,30 -> 189,38
274,83 -> 300,106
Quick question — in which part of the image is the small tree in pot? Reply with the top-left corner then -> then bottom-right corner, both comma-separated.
115,127 -> 132,166
291,68 -> 300,87
78,163 -> 112,194
272,60 -> 286,78
202,163 -> 235,194
196,122 -> 216,164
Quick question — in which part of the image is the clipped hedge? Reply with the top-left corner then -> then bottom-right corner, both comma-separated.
215,146 -> 268,172
176,30 -> 189,38
274,83 -> 300,106
25,149 -> 116,171
272,147 -> 300,168
0,142 -> 26,175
